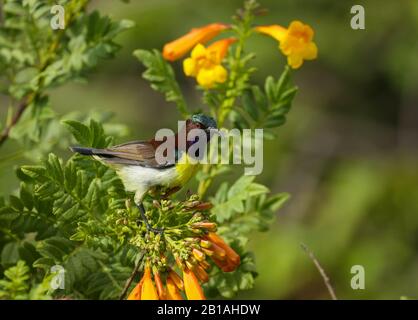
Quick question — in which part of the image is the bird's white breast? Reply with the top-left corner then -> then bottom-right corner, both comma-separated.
116,165 -> 178,192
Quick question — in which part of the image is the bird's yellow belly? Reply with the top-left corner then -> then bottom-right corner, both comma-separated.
173,159 -> 199,187
114,153 -> 199,195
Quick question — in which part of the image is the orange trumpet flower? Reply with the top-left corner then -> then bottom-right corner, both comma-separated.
204,232 -> 240,272
183,268 -> 206,300
163,23 -> 229,61
127,264 -> 159,300
166,278 -> 183,300
153,269 -> 166,299
127,277 -> 144,300
140,264 -> 159,300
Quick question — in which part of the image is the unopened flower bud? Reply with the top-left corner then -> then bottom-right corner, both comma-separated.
192,248 -> 205,262
153,269 -> 166,299
192,222 -> 217,231
191,212 -> 203,221
202,248 -> 214,257
211,243 -> 226,259
190,228 -> 203,235
194,264 -> 209,283
185,260 -> 195,271
199,259 -> 211,270
193,202 -> 213,211
160,255 -> 167,264
200,239 -> 212,249
169,270 -> 184,291
187,201 -> 201,208
175,257 -> 184,269
125,199 -> 131,209
189,194 -> 200,201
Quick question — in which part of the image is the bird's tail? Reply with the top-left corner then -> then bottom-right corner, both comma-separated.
70,146 -> 104,156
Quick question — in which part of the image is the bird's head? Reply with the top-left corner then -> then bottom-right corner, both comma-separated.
183,114 -> 220,157
189,114 -> 217,131
185,114 -> 220,140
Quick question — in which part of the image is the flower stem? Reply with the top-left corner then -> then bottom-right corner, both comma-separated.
198,4 -> 255,198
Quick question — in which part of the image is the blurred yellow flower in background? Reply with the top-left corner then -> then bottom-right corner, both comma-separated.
256,20 -> 318,69
183,38 -> 236,88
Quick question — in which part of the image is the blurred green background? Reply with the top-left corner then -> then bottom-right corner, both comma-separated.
1,0 -> 418,299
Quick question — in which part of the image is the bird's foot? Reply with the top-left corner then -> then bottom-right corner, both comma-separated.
147,225 -> 165,234
137,203 -> 164,234
161,186 -> 181,199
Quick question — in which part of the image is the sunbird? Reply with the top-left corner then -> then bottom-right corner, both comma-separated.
70,114 -> 218,232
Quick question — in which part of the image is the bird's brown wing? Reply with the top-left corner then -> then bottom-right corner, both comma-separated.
97,140 -> 174,168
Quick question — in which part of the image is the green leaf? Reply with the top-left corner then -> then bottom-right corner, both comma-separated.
0,207 -> 19,222
107,19 -> 135,38
280,87 -> 298,103
18,242 -> 40,266
89,119 -> 107,148
20,165 -> 47,180
246,182 -> 270,196
20,183 -> 34,210
64,160 -> 77,192
9,195 -> 24,212
1,242 -> 20,266
62,120 -> 91,146
227,176 -> 254,198
46,153 -> 64,184
275,65 -> 290,98
34,182 -> 57,199
230,110 -> 250,130
133,49 -> 188,117
37,241 -> 67,262
264,115 -> 286,128
264,76 -> 276,102
242,89 -> 259,121
252,86 -> 268,111
33,257 -> 55,270
212,176 -> 269,222
3,2 -> 26,15
263,192 -> 290,211
44,237 -> 75,254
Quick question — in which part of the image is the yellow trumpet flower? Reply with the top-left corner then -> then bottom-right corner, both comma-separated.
256,20 -> 318,69
183,38 -> 236,89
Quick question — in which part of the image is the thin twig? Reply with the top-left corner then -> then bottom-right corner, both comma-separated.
300,242 -> 338,300
0,99 -> 30,147
119,252 -> 144,300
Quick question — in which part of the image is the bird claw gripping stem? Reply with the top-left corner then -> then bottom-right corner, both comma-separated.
137,203 -> 165,234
